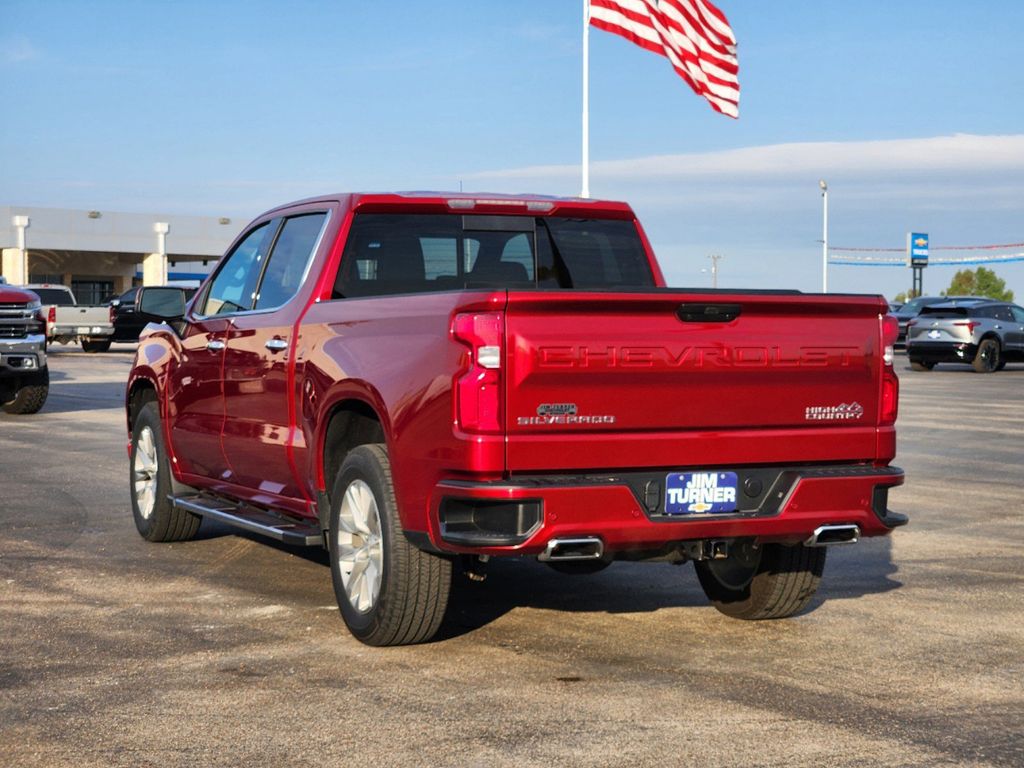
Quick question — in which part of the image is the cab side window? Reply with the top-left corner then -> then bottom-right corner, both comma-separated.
1010,306 -> 1024,323
200,222 -> 274,315
254,213 -> 327,310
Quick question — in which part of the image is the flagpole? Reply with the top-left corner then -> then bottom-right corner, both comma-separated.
581,0 -> 590,198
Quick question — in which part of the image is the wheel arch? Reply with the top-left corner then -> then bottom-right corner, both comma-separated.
126,375 -> 195,494
318,398 -> 388,508
978,332 -> 1003,346
126,376 -> 158,431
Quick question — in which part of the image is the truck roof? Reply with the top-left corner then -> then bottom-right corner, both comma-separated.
260,191 -> 637,220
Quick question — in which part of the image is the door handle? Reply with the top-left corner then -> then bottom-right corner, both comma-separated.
265,338 -> 289,352
206,340 -> 225,351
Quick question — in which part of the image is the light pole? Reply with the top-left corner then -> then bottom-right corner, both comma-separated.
706,254 -> 722,288
819,179 -> 828,292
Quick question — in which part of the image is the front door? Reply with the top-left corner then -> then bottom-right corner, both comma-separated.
169,219 -> 278,482
166,317 -> 230,480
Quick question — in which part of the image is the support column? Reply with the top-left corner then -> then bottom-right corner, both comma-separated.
1,248 -> 28,284
143,222 -> 170,286
2,215 -> 30,284
142,253 -> 167,286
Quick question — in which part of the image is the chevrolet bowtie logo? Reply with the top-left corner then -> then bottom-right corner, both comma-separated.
914,237 -> 928,247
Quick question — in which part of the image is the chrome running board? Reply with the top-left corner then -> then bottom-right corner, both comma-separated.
172,493 -> 323,547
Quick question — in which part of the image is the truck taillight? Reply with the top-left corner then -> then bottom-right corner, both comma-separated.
880,374 -> 899,425
880,314 -> 899,425
882,314 -> 898,366
452,312 -> 503,434
110,305 -> 116,324
48,306 -> 56,324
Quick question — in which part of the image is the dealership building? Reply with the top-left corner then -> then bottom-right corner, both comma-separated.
0,206 -> 241,303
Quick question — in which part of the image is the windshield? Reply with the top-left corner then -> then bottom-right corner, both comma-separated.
334,214 -> 655,298
919,306 -> 968,318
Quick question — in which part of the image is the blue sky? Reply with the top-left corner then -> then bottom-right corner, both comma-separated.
2,0 -> 1023,298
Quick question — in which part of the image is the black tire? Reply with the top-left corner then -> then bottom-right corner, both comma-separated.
129,401 -> 201,542
82,338 -> 112,353
328,444 -> 451,646
1,369 -> 49,414
972,338 -> 1001,373
695,540 -> 826,620
909,360 -> 934,372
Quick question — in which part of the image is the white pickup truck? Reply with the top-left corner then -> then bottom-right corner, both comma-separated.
25,284 -> 115,352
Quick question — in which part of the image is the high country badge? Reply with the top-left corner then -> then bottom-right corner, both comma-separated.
805,402 -> 864,421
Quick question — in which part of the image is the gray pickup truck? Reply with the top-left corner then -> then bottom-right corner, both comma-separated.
0,284 -> 49,414
25,284 -> 115,352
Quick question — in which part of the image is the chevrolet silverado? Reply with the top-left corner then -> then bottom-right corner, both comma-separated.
126,192 -> 906,646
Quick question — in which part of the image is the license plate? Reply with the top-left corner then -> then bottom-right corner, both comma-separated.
76,326 -> 89,334
665,471 -> 739,515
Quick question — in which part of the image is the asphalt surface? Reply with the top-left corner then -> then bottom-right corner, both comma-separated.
1,345 -> 1022,767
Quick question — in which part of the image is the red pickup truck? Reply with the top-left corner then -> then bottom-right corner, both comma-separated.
127,192 -> 905,646
1,284 -> 49,414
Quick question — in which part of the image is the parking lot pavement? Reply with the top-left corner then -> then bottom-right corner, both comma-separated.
1,346 -> 1023,767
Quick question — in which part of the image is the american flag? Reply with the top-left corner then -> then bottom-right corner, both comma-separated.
589,0 -> 740,118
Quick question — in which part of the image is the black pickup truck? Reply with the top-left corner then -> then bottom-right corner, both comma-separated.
108,286 -> 197,344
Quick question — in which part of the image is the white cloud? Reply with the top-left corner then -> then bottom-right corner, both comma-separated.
3,37 -> 41,64
457,133 -> 1024,299
468,134 -> 1024,183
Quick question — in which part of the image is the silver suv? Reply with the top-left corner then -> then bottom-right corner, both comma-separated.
907,300 -> 1024,372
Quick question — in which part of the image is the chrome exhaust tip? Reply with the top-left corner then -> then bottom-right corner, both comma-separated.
538,537 -> 604,562
805,524 -> 861,547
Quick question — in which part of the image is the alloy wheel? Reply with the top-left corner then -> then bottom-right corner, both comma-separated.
335,479 -> 384,613
133,426 -> 158,520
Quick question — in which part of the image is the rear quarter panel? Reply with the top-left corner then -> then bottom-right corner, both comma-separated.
297,291 -> 507,534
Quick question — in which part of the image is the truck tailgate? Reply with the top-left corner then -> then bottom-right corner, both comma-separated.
504,290 -> 888,471
55,306 -> 112,327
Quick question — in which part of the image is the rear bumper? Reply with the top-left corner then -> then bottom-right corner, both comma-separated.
425,464 -> 906,556
908,341 -> 977,364
51,323 -> 113,338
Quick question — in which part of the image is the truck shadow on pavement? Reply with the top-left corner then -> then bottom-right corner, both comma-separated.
438,536 -> 901,639
187,520 -> 901,641
41,381 -> 126,413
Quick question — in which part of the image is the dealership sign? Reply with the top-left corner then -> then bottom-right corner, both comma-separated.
907,232 -> 929,267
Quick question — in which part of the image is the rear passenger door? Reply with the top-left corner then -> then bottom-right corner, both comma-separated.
221,210 -> 329,503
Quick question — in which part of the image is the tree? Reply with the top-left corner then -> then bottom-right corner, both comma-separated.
893,289 -> 919,304
944,267 -> 1014,301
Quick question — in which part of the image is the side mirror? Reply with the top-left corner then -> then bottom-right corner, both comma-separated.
136,286 -> 187,321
